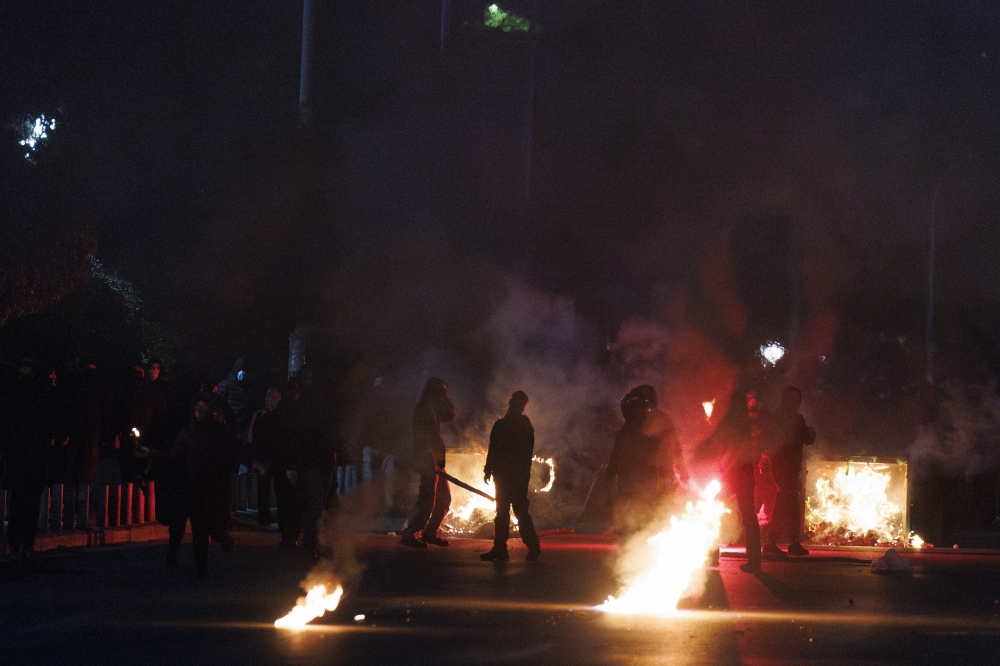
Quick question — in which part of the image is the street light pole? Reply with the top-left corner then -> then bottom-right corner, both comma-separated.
299,0 -> 315,126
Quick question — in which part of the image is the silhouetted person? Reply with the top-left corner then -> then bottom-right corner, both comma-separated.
699,377 -> 761,573
40,366 -> 71,531
248,388 -> 282,529
606,385 -> 689,535
480,390 -> 541,561
290,373 -> 339,555
5,362 -> 51,556
764,386 -> 815,556
400,377 -> 456,548
62,363 -> 113,530
126,359 -> 170,485
165,399 -> 237,579
271,381 -> 306,550
216,360 -> 248,429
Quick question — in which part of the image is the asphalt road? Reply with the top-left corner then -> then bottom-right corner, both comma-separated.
3,528 -> 1000,666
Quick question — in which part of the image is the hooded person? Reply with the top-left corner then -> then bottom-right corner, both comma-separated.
399,377 -> 456,548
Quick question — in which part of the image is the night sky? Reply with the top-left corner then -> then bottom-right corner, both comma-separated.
4,1 -> 1000,471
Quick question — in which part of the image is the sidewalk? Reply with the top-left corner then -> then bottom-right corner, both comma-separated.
19,523 -> 170,554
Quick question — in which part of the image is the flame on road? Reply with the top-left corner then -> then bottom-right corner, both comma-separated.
274,583 -> 344,629
597,479 -> 727,617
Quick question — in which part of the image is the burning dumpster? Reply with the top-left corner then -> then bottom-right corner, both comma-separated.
805,457 -> 909,546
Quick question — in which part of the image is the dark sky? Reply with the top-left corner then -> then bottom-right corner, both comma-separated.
4,0 -> 1000,390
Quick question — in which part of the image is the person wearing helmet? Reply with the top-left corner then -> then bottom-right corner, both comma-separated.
400,378 -> 457,548
606,385 -> 688,535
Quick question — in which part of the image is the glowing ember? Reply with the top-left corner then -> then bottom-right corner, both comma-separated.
532,456 -> 555,492
597,479 -> 727,617
806,461 -> 906,545
701,400 -> 715,421
274,583 -> 344,629
908,532 -> 925,549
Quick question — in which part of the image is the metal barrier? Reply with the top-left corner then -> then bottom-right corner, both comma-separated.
36,482 -> 156,531
336,465 -> 358,496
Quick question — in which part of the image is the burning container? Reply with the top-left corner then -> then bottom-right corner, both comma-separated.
804,457 -> 909,546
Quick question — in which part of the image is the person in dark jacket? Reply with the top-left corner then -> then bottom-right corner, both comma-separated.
126,359 -> 171,485
62,363 -> 114,530
290,377 -> 338,555
480,391 -> 541,562
606,385 -> 689,536
400,377 -> 456,548
247,388 -> 282,529
764,386 -> 816,556
165,399 -> 236,578
699,378 -> 762,574
5,362 -> 54,556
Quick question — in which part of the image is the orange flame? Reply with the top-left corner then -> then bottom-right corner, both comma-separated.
274,583 -> 344,629
597,479 -> 727,617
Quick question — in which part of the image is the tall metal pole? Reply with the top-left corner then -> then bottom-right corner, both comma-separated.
440,0 -> 452,50
926,182 -> 941,386
522,1 -> 539,205
299,0 -> 315,126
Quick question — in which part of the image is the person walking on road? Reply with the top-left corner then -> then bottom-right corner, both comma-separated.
164,399 -> 236,579
480,391 -> 541,562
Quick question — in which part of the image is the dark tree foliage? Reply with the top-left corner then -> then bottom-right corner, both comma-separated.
0,219 -> 97,328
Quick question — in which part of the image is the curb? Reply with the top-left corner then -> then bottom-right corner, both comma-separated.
31,523 -> 169,553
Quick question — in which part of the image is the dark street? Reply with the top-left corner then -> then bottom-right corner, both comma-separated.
5,3 -> 1000,664
3,529 -> 1000,665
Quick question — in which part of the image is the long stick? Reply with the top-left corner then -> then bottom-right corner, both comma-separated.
436,470 -> 494,502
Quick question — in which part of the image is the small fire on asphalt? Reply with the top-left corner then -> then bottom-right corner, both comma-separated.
598,479 -> 727,617
274,583 -> 344,629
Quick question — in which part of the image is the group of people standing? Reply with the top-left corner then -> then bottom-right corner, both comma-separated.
0,356 -> 342,579
394,375 -> 815,571
246,380 -> 340,555
708,380 -> 816,573
1,359 -> 121,557
398,378 -> 542,562
4,356 -> 814,578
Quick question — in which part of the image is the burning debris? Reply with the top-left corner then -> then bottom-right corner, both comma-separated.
597,480 -> 727,617
274,583 -> 344,629
805,458 -> 908,546
441,449 -> 555,535
532,455 -> 555,492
